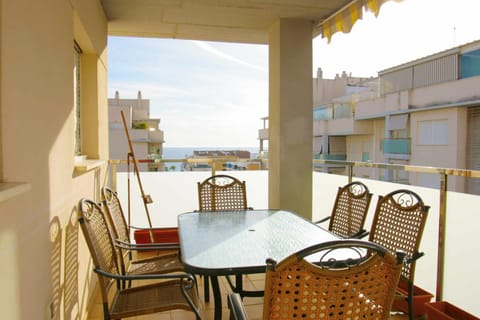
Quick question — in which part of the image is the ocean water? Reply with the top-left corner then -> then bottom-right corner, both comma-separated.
163,146 -> 259,171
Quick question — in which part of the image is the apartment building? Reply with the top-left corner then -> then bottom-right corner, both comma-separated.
312,68 -> 376,161
260,40 -> 480,193
108,91 -> 165,171
354,39 -> 480,193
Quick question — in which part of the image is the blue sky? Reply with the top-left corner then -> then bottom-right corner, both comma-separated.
108,38 -> 268,148
108,0 -> 480,148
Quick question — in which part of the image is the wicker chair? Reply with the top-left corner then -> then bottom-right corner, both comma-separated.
315,181 -> 372,238
368,189 -> 430,320
78,198 -> 202,320
228,239 -> 405,320
101,187 -> 184,285
197,174 -> 256,301
197,174 -> 250,211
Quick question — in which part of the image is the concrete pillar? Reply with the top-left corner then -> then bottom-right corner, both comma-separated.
268,19 -> 313,220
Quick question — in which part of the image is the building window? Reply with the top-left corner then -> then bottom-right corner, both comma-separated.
73,42 -> 82,155
313,106 -> 333,120
362,152 -> 370,162
418,119 -> 448,145
461,48 -> 480,79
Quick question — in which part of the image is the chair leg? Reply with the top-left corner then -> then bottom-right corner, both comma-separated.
103,303 -> 110,320
408,281 -> 414,320
235,274 -> 243,296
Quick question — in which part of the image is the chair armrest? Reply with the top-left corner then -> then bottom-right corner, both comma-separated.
130,251 -> 179,264
351,229 -> 369,239
94,268 -> 194,282
406,251 -> 424,264
115,239 -> 180,251
313,216 -> 330,224
129,225 -> 174,231
228,293 -> 249,320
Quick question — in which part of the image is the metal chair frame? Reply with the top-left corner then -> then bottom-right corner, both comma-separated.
101,187 -> 184,287
78,198 -> 202,320
368,189 -> 430,320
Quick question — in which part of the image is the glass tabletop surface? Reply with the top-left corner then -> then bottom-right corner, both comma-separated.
178,209 -> 339,274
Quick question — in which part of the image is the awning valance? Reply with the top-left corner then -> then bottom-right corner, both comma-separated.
315,0 -> 403,43
389,114 -> 409,130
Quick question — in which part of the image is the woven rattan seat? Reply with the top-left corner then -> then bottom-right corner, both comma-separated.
78,198 -> 202,320
315,181 -> 372,238
228,239 -> 405,320
101,187 -> 183,277
369,189 -> 430,320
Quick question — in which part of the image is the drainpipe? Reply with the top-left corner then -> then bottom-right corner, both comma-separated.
384,114 -> 393,181
322,135 -> 329,173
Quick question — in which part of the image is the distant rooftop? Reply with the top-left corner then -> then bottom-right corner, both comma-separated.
193,150 -> 251,159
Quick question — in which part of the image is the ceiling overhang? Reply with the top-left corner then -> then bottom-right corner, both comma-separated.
99,0 -> 400,44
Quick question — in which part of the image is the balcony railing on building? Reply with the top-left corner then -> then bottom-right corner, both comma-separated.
381,138 -> 412,155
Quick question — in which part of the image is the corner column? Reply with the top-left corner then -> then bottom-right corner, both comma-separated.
268,19 -> 313,220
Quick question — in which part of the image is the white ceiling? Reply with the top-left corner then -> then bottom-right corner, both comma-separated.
99,0 -> 354,43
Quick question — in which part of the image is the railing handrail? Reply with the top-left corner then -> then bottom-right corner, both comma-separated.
314,159 -> 480,178
111,156 -> 480,177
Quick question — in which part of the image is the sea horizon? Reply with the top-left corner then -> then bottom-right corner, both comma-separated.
162,146 -> 262,171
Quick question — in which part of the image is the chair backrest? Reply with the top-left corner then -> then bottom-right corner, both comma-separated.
197,174 -> 248,211
368,189 -> 430,282
328,181 -> 372,238
101,187 -> 142,273
101,186 -> 130,243
262,239 -> 404,320
77,198 -> 120,304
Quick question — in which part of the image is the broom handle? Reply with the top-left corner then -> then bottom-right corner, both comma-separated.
121,111 -> 154,242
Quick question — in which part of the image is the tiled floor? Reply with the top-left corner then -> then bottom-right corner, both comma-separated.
86,271 -> 411,320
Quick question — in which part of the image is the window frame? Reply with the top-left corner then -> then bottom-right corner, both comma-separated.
417,119 -> 448,146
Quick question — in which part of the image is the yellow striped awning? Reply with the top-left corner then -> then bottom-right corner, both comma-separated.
316,0 -> 403,43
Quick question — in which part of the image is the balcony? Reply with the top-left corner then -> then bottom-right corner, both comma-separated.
258,128 -> 268,140
313,117 -> 373,136
382,138 -> 411,158
355,76 -> 480,121
106,158 -> 480,318
148,129 -> 164,143
314,153 -> 346,161
129,128 -> 149,141
128,127 -> 164,143
355,91 -> 410,119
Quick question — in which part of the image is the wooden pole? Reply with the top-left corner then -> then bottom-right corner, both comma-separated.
120,111 -> 155,243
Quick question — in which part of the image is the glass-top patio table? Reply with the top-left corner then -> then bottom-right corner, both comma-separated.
178,209 -> 339,320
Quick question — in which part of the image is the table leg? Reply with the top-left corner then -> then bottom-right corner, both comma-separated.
204,275 -> 210,302
210,275 -> 222,320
